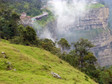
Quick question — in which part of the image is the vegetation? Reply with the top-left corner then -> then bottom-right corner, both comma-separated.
38,39 -> 61,55
0,7 -> 20,39
1,1 -> 112,84
99,67 -> 112,84
0,40 -> 96,84
58,38 -> 70,51
59,38 -> 99,82
1,0 -> 42,16
87,3 -> 105,9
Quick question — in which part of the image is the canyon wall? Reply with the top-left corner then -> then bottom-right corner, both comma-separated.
74,7 -> 112,67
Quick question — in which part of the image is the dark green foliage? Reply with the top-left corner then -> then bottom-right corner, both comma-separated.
58,38 -> 70,51
21,26 -> 37,42
10,36 -> 22,44
39,38 -> 61,55
11,25 -> 38,45
98,67 -> 112,84
0,7 -> 19,39
73,38 -> 95,68
39,39 -> 55,50
60,50 -> 80,67
3,0 -> 42,16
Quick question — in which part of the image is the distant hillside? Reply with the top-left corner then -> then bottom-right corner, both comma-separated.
1,0 -> 42,16
0,40 -> 96,84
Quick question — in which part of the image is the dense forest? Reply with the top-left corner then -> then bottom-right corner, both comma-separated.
0,0 -> 43,16
0,0 -> 112,84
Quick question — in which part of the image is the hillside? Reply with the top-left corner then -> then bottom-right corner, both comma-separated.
0,40 -> 96,84
0,0 -> 42,16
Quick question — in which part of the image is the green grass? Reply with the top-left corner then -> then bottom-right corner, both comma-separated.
86,3 -> 105,9
0,40 -> 97,84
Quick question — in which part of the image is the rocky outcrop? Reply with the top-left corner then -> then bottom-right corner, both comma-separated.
51,72 -> 61,79
67,7 -> 109,31
77,7 -> 109,30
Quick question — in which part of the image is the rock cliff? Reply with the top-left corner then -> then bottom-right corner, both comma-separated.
73,7 -> 112,67
76,7 -> 109,30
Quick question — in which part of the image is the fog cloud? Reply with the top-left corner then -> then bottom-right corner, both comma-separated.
47,0 -> 91,33
37,0 -> 96,42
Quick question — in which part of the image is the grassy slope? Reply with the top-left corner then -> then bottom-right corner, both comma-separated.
0,40 -> 96,84
86,3 -> 105,9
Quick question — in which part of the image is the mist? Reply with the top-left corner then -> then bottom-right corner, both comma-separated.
36,0 -> 96,42
48,0 -> 88,33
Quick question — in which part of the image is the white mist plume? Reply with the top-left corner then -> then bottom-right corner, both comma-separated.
39,28 -> 55,41
36,0 -> 96,41
47,0 -> 90,33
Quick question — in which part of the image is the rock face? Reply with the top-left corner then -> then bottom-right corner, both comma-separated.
73,7 -> 112,67
76,7 -> 109,30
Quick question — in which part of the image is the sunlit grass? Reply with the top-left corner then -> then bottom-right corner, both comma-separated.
0,40 -> 96,84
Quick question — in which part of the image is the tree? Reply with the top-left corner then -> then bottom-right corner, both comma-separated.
40,38 -> 55,51
16,25 -> 37,45
99,67 -> 112,84
73,38 -> 94,68
58,38 -> 98,81
40,38 -> 61,55
58,38 -> 70,51
63,50 -> 80,67
0,7 -> 19,39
